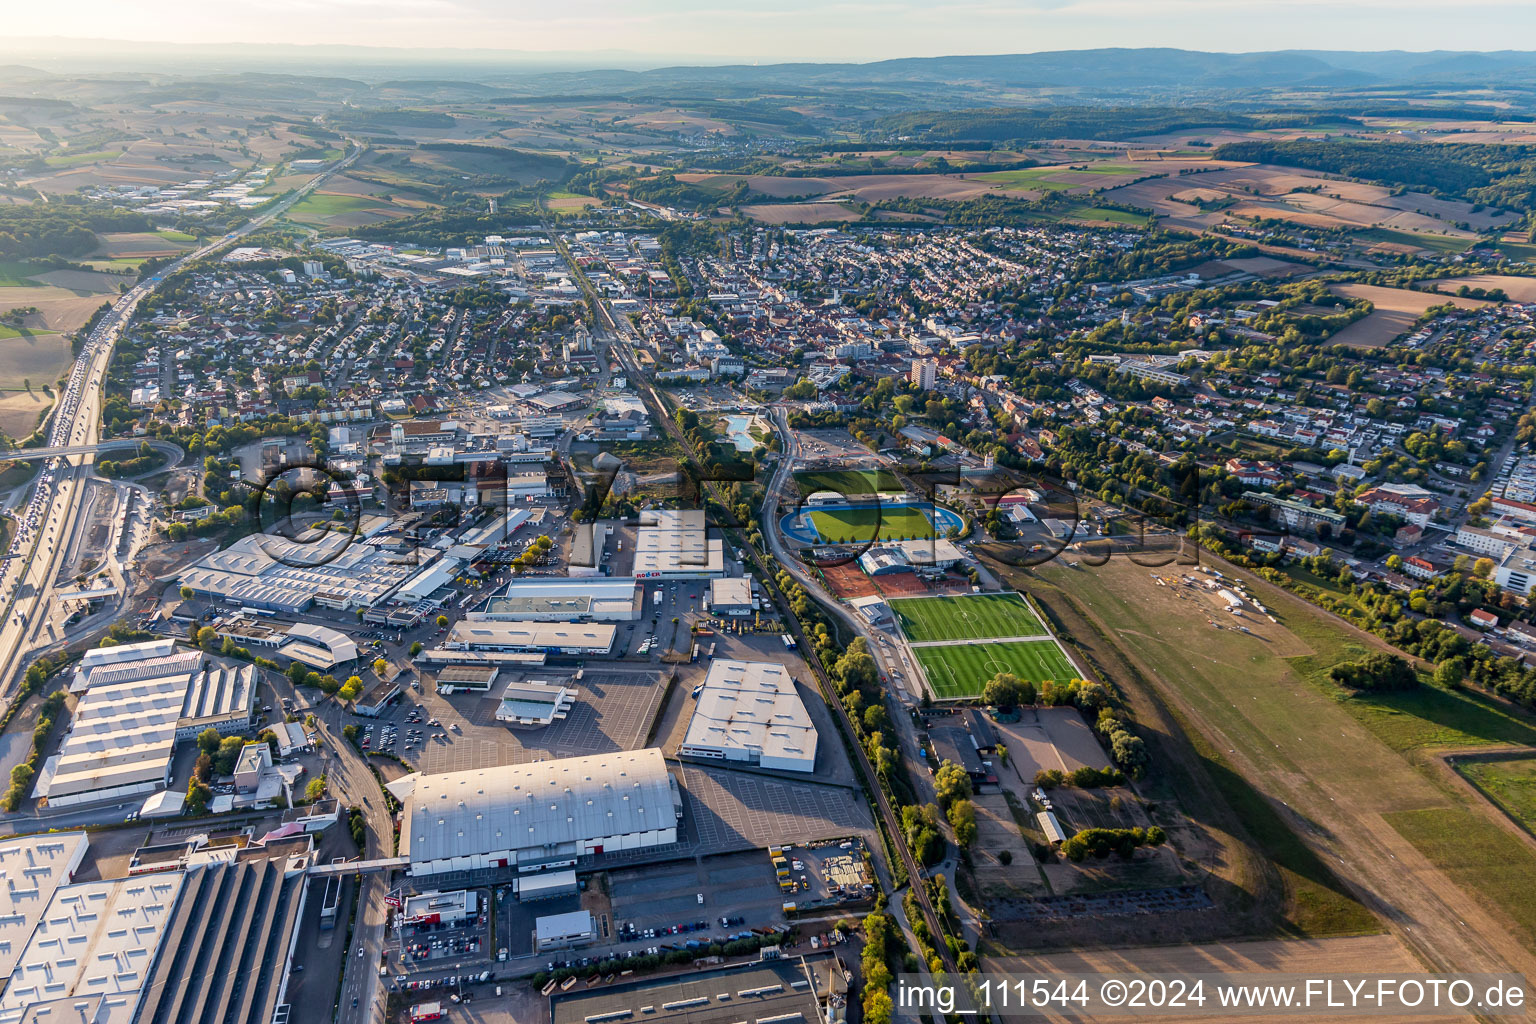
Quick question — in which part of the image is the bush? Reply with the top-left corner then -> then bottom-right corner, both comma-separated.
1060,826 -> 1165,862
1331,652 -> 1419,692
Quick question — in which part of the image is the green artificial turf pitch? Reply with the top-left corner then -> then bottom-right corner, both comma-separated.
890,593 -> 1045,642
914,639 -> 1078,698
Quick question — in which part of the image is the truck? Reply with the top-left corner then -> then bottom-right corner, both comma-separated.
654,589 -> 663,606
780,634 -> 796,649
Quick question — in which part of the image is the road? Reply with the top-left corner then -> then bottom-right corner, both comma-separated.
272,675 -> 394,1024
0,143 -> 363,710
549,229 -> 962,974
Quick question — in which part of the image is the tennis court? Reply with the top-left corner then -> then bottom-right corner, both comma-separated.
891,592 -> 1045,643
913,639 -> 1079,699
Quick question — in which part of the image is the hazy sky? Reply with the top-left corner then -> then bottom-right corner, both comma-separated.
6,0 -> 1533,64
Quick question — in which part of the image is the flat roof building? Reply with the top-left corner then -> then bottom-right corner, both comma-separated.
495,680 -> 575,728
534,910 -> 596,951
388,749 -> 681,877
0,873 -> 185,1024
475,578 -> 642,622
680,660 -> 817,773
443,621 -> 616,656
0,834 -> 89,983
705,577 -> 753,617
36,644 -> 254,808
632,509 -> 725,579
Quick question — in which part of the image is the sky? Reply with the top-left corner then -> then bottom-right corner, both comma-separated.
4,0 -> 1535,65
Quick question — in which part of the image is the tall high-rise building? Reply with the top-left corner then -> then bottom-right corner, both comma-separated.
909,359 -> 936,390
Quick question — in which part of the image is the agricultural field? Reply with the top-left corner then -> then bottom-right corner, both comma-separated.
283,191 -> 414,228
1456,755 -> 1536,837
891,592 -> 1046,642
1424,274 -> 1536,302
808,503 -> 935,544
1100,162 -> 1513,243
0,335 -> 72,391
1324,283 -> 1491,348
740,202 -> 857,225
1023,554 -> 1536,974
794,469 -> 902,496
915,638 -> 1078,699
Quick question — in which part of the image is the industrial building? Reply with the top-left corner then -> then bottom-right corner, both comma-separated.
679,660 -> 817,773
212,618 -> 360,671
36,643 -> 255,808
441,621 -> 616,656
387,749 -> 682,877
535,910 -> 596,951
495,680 -> 575,728
632,509 -> 725,579
176,523 -> 418,614
0,873 -> 185,1024
0,833 -> 89,983
704,577 -> 754,617
474,578 -> 643,622
133,860 -> 308,1024
402,889 -> 479,927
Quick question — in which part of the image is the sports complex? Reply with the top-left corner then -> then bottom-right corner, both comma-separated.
890,592 -> 1080,699
779,501 -> 964,546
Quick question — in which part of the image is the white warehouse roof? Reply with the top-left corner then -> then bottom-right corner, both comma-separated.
681,660 -> 817,772
391,749 -> 677,869
0,834 -> 89,982
0,873 -> 184,1024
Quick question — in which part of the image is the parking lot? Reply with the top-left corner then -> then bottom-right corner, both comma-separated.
411,666 -> 668,773
678,764 -> 877,857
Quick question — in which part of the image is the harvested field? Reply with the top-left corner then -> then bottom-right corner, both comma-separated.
94,231 -> 195,258
741,202 -> 856,225
0,334 -> 72,390
1325,283 -> 1490,348
0,285 -> 112,334
0,391 -> 52,440
1424,274 -> 1536,302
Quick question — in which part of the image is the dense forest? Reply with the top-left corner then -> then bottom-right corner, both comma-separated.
1214,138 -> 1536,211
0,203 -> 153,260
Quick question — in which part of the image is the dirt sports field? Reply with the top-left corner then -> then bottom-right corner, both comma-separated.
1325,283 -> 1491,348
1027,553 -> 1536,982
987,935 -> 1447,1024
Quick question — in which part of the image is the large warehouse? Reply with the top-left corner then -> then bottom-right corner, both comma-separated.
442,621 -> 616,656
176,522 -> 417,614
36,642 -> 254,808
474,578 -> 643,622
632,509 -> 726,579
679,659 -> 817,773
387,749 -> 682,877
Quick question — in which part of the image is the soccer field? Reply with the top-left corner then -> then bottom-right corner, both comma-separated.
890,593 -> 1045,642
808,505 -> 935,543
914,639 -> 1079,699
794,469 -> 902,497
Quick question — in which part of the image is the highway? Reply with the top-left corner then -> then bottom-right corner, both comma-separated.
0,143 -> 363,711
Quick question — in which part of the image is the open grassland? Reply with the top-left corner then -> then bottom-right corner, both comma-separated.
794,468 -> 902,496
1027,554 -> 1536,975
915,638 -> 1077,698
1456,755 -> 1536,837
808,504 -> 935,543
892,592 -> 1045,642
